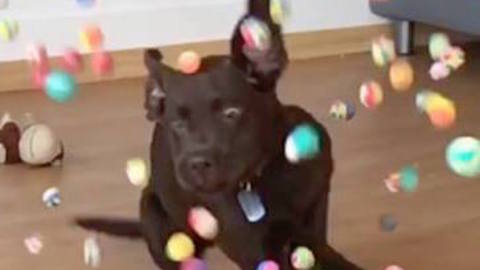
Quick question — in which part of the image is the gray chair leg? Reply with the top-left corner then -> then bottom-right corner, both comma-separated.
394,20 -> 414,55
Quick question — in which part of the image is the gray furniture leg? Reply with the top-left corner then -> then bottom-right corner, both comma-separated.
394,20 -> 414,55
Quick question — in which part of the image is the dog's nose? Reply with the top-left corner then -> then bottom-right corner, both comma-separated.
189,157 -> 213,175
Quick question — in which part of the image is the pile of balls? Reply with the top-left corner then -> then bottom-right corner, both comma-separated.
428,33 -> 465,81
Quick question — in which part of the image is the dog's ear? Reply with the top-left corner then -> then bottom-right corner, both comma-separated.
144,49 -> 167,122
230,0 -> 288,92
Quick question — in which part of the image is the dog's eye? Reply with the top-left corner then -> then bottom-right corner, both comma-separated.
222,107 -> 242,122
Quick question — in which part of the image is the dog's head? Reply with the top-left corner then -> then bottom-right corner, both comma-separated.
144,0 -> 288,193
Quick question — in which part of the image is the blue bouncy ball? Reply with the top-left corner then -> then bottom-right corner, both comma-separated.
446,136 -> 480,178
285,124 -> 321,163
76,0 -> 95,8
45,70 -> 77,103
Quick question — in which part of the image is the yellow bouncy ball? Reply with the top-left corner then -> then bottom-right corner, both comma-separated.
0,19 -> 18,42
371,36 -> 396,67
389,59 -> 414,92
165,233 -> 195,262
125,158 -> 149,187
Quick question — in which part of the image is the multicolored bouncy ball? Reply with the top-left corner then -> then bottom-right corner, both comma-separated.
125,158 -> 149,187
329,100 -> 355,121
416,90 -> 456,129
359,80 -> 383,109
91,51 -> 114,76
446,136 -> 480,178
441,46 -> 465,70
180,258 -> 208,270
257,260 -> 280,270
371,36 -> 396,67
45,70 -> 77,103
80,24 -> 104,52
270,0 -> 290,25
165,232 -> 195,262
188,206 -> 219,240
389,59 -> 414,92
291,246 -> 315,270
0,19 -> 18,42
429,33 -> 451,60
429,61 -> 450,81
42,187 -> 61,208
285,124 -> 321,163
178,51 -> 201,74
240,17 -> 272,51
399,165 -> 419,193
61,48 -> 83,73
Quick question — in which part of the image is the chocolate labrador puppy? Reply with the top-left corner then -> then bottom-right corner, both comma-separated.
77,0 -> 364,269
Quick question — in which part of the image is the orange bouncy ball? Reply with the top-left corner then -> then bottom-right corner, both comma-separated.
177,51 -> 201,74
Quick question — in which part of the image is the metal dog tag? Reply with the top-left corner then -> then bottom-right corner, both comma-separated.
237,183 -> 266,223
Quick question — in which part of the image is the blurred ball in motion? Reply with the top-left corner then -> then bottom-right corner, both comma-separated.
399,165 -> 419,193
257,260 -> 280,270
24,234 -> 43,255
270,0 -> 290,25
429,33 -> 451,60
84,236 -> 102,268
91,51 -> 113,76
446,136 -> 480,178
429,61 -> 450,81
0,19 -> 18,41
329,100 -> 355,121
441,46 -> 465,70
26,43 -> 49,69
240,17 -> 271,51
371,36 -> 396,67
416,91 -> 456,129
188,206 -> 219,240
389,59 -> 414,92
125,158 -> 148,187
380,214 -> 398,232
285,124 -> 321,163
61,48 -> 83,73
178,51 -> 201,74
359,80 -> 383,109
166,232 -> 195,262
32,68 -> 49,89
42,187 -> 61,208
291,246 -> 315,270
45,70 -> 77,103
384,173 -> 401,193
180,258 -> 208,270
80,24 -> 104,52
77,0 -> 95,8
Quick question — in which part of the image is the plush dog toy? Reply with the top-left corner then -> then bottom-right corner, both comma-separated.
0,113 -> 64,166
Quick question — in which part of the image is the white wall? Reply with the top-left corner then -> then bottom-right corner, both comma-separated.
0,0 -> 384,61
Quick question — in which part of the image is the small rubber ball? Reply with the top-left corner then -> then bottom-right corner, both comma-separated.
359,80 -> 383,109
165,232 -> 195,262
188,206 -> 219,240
446,136 -> 480,178
399,166 -> 419,193
285,124 -> 321,163
45,70 -> 77,103
178,51 -> 201,74
180,258 -> 208,270
429,33 -> 451,60
291,246 -> 315,270
257,260 -> 280,270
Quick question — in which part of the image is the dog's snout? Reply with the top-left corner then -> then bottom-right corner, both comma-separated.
189,157 -> 212,174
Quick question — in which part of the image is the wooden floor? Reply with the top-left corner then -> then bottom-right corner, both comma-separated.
0,46 -> 479,270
